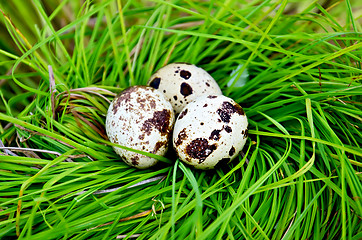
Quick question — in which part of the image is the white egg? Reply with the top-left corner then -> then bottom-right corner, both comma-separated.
172,95 -> 248,169
147,63 -> 222,113
106,86 -> 175,169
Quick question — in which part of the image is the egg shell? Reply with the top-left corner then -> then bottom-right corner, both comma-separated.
172,95 -> 248,169
147,63 -> 222,113
106,86 -> 175,169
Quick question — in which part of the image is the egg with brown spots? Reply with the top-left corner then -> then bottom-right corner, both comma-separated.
173,95 -> 248,169
147,63 -> 222,113
106,86 -> 175,169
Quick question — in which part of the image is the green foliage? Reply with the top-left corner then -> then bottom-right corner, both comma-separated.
0,0 -> 361,239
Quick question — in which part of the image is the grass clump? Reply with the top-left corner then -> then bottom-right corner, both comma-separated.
0,0 -> 361,239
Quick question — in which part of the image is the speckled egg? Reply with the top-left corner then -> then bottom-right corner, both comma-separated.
147,63 -> 222,113
172,95 -> 248,169
106,86 -> 175,169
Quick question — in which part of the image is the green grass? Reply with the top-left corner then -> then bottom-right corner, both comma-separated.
0,0 -> 361,239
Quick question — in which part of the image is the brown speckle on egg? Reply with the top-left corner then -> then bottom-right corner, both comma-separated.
180,70 -> 191,79
209,129 -> 221,141
178,108 -> 188,120
175,128 -> 187,147
229,146 -> 235,156
131,156 -> 139,166
180,82 -> 193,97
234,103 -> 245,115
153,141 -> 166,153
137,96 -> 146,108
142,109 -> 171,136
149,99 -> 156,109
217,101 -> 241,123
112,88 -> 140,114
149,77 -> 161,89
186,138 -> 217,164
243,129 -> 248,139
118,86 -> 138,101
224,125 -> 232,133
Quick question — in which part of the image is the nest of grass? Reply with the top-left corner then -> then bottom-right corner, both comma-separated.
0,0 -> 361,239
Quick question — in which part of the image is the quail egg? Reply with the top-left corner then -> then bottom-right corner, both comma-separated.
106,86 -> 175,169
147,63 -> 222,113
173,95 -> 248,169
